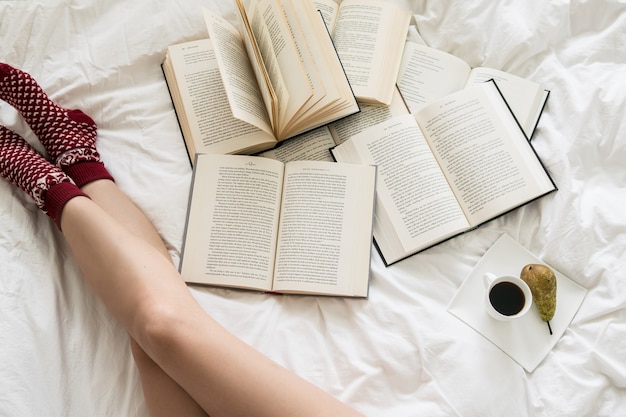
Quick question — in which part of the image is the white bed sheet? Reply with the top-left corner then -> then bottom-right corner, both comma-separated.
1,1 -> 625,416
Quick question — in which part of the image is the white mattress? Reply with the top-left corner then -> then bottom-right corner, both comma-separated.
1,1 -> 625,416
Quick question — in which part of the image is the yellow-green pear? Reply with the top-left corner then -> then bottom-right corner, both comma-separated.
520,264 -> 557,334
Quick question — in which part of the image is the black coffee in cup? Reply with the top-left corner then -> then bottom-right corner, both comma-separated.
488,281 -> 526,316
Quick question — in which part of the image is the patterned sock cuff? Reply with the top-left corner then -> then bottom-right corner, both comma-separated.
64,161 -> 115,188
45,181 -> 89,228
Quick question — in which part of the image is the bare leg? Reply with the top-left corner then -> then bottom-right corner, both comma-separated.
0,62 -> 360,416
80,180 -> 171,261
129,339 -> 209,417
81,180 -> 208,417
59,195 -> 362,417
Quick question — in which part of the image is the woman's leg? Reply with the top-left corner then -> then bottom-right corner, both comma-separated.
129,338 -> 210,417
82,180 -> 209,417
1,127 -> 361,417
0,126 -> 208,417
1,63 -> 362,416
0,63 -> 209,416
59,195 -> 362,417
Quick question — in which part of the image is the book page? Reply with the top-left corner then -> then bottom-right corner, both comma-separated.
331,0 -> 410,104
333,114 -> 470,263
328,86 -> 408,145
415,82 -> 555,226
204,10 -> 273,135
312,0 -> 339,31
277,0 -> 325,130
274,0 -> 360,138
234,0 -> 278,128
466,67 -> 545,138
396,42 -> 471,113
243,0 -> 313,130
235,0 -> 358,140
272,161 -> 375,297
164,39 -> 276,159
259,126 -> 336,162
180,154 -> 284,291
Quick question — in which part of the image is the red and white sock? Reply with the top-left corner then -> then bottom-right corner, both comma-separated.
0,125 -> 87,226
0,62 -> 114,187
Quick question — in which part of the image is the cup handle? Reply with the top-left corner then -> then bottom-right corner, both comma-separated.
483,272 -> 497,288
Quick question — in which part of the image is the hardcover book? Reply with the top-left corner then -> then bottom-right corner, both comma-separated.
179,154 -> 376,297
396,41 -> 550,139
163,1 -> 360,162
332,81 -> 557,265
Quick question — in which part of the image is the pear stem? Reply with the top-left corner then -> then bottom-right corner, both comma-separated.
547,321 -> 553,335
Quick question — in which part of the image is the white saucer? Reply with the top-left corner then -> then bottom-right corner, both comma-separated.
447,233 -> 587,372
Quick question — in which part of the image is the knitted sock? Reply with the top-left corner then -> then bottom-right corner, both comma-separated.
0,62 -> 114,187
0,125 -> 87,227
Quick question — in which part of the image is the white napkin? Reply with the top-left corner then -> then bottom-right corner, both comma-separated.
448,233 -> 587,372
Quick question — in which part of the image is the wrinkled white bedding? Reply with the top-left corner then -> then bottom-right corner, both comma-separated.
1,1 -> 625,416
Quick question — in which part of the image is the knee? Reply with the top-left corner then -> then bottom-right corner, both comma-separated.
131,299 -> 188,356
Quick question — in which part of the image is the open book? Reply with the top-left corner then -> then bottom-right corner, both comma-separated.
396,41 -> 550,139
162,2 -> 359,162
332,81 -> 557,265
259,86 -> 410,162
313,0 -> 411,105
179,154 -> 376,297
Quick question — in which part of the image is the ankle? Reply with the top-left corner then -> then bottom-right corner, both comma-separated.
45,182 -> 90,228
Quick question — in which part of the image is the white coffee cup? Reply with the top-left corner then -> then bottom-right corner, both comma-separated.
483,272 -> 532,321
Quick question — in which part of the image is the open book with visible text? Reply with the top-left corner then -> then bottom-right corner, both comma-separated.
332,81 -> 557,265
179,154 -> 376,297
313,0 -> 411,105
396,41 -> 550,139
162,1 -> 359,162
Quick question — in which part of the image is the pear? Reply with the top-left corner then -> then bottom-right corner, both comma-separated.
520,263 -> 557,334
